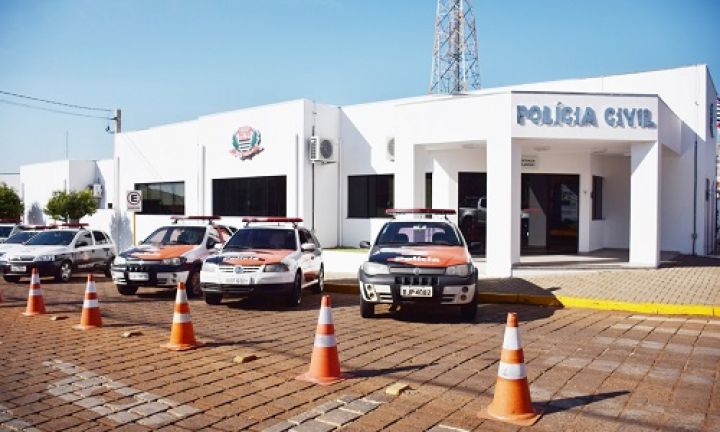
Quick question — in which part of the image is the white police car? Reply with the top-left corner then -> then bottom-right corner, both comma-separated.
200,217 -> 324,306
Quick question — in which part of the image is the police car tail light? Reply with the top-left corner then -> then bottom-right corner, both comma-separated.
264,263 -> 289,272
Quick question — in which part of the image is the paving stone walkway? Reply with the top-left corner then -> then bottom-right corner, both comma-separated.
0,276 -> 719,431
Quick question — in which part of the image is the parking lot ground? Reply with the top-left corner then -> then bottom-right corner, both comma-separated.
1,277 -> 719,431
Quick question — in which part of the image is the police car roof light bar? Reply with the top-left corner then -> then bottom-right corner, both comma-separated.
20,224 -> 58,230
0,218 -> 21,223
59,222 -> 89,228
171,215 -> 221,225
386,208 -> 456,215
241,217 -> 303,227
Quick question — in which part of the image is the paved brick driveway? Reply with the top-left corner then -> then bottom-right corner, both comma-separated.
0,277 -> 719,431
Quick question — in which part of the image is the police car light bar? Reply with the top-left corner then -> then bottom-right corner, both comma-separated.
241,217 -> 303,227
171,216 -> 221,225
0,218 -> 20,223
386,208 -> 456,216
59,222 -> 89,228
20,224 -> 58,230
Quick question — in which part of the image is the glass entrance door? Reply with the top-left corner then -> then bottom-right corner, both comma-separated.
522,174 -> 579,254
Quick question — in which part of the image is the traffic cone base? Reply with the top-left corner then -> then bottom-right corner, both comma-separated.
163,283 -> 202,351
22,269 -> 46,316
478,376 -> 542,426
296,295 -> 346,385
73,274 -> 102,330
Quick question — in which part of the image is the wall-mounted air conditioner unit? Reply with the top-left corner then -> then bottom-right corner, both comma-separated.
91,183 -> 103,198
309,136 -> 337,163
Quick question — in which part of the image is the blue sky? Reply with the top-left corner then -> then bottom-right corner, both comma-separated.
1,0 -> 718,172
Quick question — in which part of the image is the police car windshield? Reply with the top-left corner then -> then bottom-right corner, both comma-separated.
25,230 -> 77,246
4,231 -> 37,244
225,229 -> 297,250
376,222 -> 461,246
141,226 -> 205,246
0,226 -> 12,237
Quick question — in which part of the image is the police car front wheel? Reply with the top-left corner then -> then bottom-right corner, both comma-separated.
360,296 -> 375,318
285,272 -> 302,307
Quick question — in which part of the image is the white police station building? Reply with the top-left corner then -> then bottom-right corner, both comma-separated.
56,64 -> 714,277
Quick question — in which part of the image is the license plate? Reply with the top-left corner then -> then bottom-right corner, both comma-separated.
400,286 -> 433,297
128,272 -> 149,281
10,265 -> 26,272
223,276 -> 250,285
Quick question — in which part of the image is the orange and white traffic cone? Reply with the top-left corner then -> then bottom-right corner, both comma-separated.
162,282 -> 203,351
22,268 -> 46,316
479,312 -> 542,426
73,274 -> 102,330
296,295 -> 346,385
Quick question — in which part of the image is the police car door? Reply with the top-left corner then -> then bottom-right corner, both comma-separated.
73,231 -> 94,269
298,229 -> 319,284
92,231 -> 113,267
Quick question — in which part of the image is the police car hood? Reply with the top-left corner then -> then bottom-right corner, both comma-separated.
9,245 -> 68,257
369,245 -> 469,267
0,243 -> 25,254
121,244 -> 195,260
220,249 -> 294,266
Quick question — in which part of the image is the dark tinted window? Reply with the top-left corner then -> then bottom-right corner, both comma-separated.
375,222 -> 461,246
26,230 -> 77,246
348,175 -> 393,218
76,232 -> 93,247
213,176 -> 286,217
135,182 -> 185,215
142,226 -> 205,246
93,231 -> 109,244
298,229 -> 311,245
0,226 -> 12,237
225,229 -> 297,250
425,173 -> 432,208
5,231 -> 36,244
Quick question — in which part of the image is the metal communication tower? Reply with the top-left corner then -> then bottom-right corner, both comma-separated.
429,0 -> 481,94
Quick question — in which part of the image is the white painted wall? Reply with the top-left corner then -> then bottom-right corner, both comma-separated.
101,65 -> 718,265
590,154 -> 631,251
114,120 -> 199,248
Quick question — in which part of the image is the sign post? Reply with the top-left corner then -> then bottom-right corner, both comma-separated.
126,191 -> 142,246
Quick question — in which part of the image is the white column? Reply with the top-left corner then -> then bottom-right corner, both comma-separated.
432,155 -> 459,225
578,154 -> 593,253
630,141 -> 661,267
394,142 -> 425,208
486,137 -> 520,277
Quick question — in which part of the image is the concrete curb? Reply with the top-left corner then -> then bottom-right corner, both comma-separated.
477,292 -> 720,317
324,281 -> 720,317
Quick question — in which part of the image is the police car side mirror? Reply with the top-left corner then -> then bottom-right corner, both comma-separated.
300,242 -> 316,253
359,241 -> 371,249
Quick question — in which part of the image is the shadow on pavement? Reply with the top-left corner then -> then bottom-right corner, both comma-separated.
659,254 -> 720,269
351,362 -> 436,378
366,302 -> 559,324
539,390 -> 630,414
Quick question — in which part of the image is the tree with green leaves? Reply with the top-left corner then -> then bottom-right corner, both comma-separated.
0,183 -> 23,221
44,189 -> 97,223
